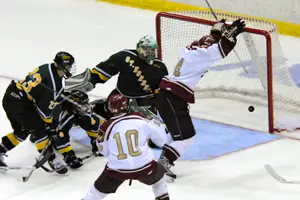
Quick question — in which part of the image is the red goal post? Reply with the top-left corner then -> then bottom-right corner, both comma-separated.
156,11 -> 300,133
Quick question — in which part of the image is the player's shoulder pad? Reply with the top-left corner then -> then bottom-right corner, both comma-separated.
153,59 -> 167,70
120,49 -> 138,57
130,112 -> 147,119
99,118 -> 115,134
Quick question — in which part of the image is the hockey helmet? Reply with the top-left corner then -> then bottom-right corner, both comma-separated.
197,35 -> 217,48
54,51 -> 76,78
62,90 -> 89,115
136,36 -> 158,65
108,94 -> 129,114
70,90 -> 89,105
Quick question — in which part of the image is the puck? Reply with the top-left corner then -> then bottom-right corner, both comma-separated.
248,106 -> 254,112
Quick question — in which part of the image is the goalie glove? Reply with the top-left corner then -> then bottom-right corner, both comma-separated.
218,18 -> 246,57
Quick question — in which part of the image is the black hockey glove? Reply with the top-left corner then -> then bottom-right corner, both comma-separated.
223,18 -> 245,43
218,18 -> 246,57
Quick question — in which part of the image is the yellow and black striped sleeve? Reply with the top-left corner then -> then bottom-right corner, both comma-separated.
90,52 -> 122,85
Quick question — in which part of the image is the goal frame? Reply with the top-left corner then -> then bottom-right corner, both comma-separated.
155,12 -> 276,133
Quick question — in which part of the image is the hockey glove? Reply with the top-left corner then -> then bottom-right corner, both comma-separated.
223,18 -> 245,43
218,18 -> 246,57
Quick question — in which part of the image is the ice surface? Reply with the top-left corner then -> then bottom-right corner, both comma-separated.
1,0 -> 300,199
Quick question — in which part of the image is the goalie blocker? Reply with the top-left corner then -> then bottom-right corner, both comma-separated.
156,19 -> 246,174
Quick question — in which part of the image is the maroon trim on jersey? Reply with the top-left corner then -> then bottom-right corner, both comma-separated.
100,112 -> 147,141
159,77 -> 195,103
104,160 -> 157,180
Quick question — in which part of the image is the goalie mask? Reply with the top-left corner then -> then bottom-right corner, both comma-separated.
54,51 -> 76,78
136,36 -> 158,65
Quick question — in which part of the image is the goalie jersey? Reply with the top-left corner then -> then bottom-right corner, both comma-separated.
97,112 -> 167,170
90,50 -> 168,98
160,44 -> 223,103
16,64 -> 65,123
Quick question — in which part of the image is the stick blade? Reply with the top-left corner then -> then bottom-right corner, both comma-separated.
264,164 -> 300,184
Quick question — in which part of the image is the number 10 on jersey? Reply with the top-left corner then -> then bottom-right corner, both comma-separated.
113,130 -> 142,160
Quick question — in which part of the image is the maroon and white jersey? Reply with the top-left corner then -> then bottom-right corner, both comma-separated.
97,112 -> 166,170
160,44 -> 223,103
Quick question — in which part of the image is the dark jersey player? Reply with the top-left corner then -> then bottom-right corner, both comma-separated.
0,51 -> 76,174
70,36 -> 168,119
90,35 -> 168,99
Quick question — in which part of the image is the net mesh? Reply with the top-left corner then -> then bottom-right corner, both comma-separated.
157,11 -> 300,132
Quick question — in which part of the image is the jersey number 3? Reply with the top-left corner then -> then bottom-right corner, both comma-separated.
21,68 -> 42,93
113,130 -> 142,160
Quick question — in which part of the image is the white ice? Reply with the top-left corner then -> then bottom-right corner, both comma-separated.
1,0 -> 300,199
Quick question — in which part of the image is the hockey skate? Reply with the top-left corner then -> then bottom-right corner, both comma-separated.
0,153 -> 7,167
64,153 -> 83,169
158,155 -> 177,182
48,155 -> 68,174
91,139 -> 103,157
0,153 -> 7,174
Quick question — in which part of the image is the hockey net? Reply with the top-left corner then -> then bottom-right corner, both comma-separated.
156,11 -> 300,133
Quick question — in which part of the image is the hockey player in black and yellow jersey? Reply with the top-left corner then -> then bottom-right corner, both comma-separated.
90,36 -> 168,105
53,90 -> 105,169
66,36 -> 168,119
0,51 -> 76,174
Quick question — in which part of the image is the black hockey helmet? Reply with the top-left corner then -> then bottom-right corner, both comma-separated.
54,51 -> 76,78
70,90 -> 89,105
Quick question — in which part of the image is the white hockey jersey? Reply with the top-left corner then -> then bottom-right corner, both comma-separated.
97,112 -> 166,170
159,44 -> 223,103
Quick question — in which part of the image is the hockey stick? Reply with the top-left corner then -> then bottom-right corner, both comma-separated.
264,164 -> 300,184
39,152 -> 96,173
128,99 -> 164,124
22,140 -> 54,182
204,0 -> 249,74
0,140 -> 53,182
28,75 -> 106,122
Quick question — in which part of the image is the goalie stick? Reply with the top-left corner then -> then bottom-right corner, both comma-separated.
128,99 -> 164,124
264,164 -> 300,184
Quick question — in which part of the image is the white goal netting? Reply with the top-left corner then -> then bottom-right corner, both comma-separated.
156,11 -> 300,132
